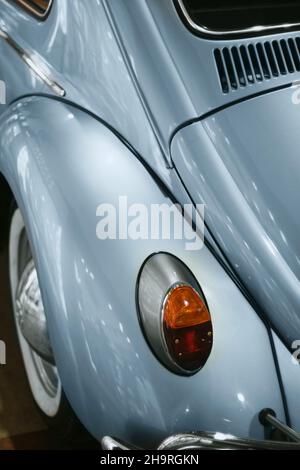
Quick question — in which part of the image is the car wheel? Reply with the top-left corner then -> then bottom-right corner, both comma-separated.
9,206 -> 82,440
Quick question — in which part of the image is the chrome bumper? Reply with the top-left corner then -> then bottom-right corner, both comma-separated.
102,410 -> 300,450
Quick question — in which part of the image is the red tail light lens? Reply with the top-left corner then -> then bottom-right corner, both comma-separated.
163,285 -> 213,372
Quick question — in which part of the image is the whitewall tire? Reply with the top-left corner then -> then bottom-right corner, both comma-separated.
9,208 -> 62,417
8,207 -> 83,440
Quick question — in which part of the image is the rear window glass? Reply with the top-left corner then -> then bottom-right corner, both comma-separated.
179,0 -> 300,33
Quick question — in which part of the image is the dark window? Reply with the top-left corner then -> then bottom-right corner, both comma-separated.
179,1 -> 300,33
13,0 -> 52,19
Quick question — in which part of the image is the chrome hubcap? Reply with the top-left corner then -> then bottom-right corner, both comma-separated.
16,259 -> 54,364
15,256 -> 60,401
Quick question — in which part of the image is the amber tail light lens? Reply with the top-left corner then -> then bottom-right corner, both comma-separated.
163,285 -> 213,372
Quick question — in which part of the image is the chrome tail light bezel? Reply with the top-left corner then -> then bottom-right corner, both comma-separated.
136,252 -> 213,375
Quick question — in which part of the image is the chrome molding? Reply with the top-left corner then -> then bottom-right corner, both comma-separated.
0,27 -> 65,97
158,431 -> 300,450
102,410 -> 300,450
14,0 -> 53,20
102,432 -> 300,450
176,0 -> 300,38
102,409 -> 300,450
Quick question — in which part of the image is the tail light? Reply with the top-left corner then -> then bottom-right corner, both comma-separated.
137,253 -> 213,375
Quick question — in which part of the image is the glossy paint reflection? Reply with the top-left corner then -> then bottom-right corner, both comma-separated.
0,0 -> 170,177
171,87 -> 300,346
0,97 -> 286,446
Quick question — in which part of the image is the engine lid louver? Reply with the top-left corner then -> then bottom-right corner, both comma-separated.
214,38 -> 300,94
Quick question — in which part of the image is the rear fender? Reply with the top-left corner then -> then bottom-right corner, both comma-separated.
0,96 -> 286,447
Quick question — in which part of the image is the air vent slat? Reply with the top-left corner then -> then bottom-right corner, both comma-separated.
288,38 -> 300,71
256,43 -> 271,79
272,41 -> 287,75
280,39 -> 294,73
295,37 -> 300,58
231,47 -> 247,87
264,42 -> 279,77
248,44 -> 263,81
236,47 -> 249,86
214,49 -> 230,93
223,48 -> 238,90
215,36 -> 300,94
239,45 -> 255,84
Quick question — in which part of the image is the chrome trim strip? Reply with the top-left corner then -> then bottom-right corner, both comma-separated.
176,0 -> 300,38
0,28 -> 65,97
102,432 -> 300,451
102,432 -> 300,450
158,432 -> 300,450
102,411 -> 300,450
14,0 -> 53,20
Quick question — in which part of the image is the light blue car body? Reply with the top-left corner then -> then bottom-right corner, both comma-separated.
0,0 -> 299,447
